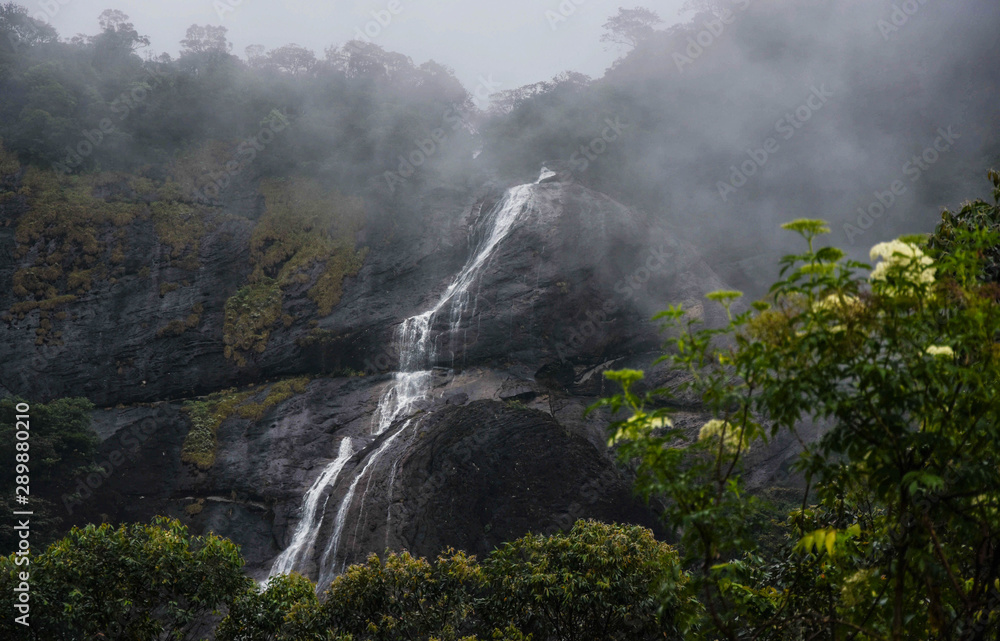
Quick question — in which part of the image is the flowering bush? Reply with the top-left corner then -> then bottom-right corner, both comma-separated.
595,177 -> 1000,640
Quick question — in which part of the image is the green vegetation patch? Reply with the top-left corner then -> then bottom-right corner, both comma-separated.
0,396 -> 97,553
4,152 -> 212,343
169,140 -> 238,198
596,183 -> 1000,638
151,199 -> 206,270
219,177 -> 367,364
184,499 -> 205,516
181,377 -> 311,469
928,169 -> 1000,283
10,167 -> 145,324
181,388 -> 256,470
253,177 -> 367,315
156,303 -> 204,338
222,278 -> 283,366
0,517 -> 252,639
236,376 -> 310,421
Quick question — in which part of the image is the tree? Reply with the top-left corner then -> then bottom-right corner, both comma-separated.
327,40 -> 413,81
180,24 -> 232,56
0,517 -> 252,639
596,173 -> 1000,639
482,520 -> 695,641
600,7 -> 663,51
94,8 -> 149,51
216,572 -> 318,641
0,2 -> 57,52
273,521 -> 690,640
0,397 -> 97,554
487,72 -> 589,117
680,0 -> 728,16
245,44 -> 266,68
928,169 -> 1000,284
86,9 -> 149,72
178,24 -> 235,77
284,549 -> 484,641
414,60 -> 470,107
264,43 -> 316,76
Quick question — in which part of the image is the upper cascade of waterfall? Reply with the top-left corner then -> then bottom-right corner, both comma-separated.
371,183 -> 536,435
537,167 -> 558,183
319,182 -> 538,579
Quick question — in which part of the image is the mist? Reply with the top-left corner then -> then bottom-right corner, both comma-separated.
477,0 -> 1000,289
2,0 -> 999,291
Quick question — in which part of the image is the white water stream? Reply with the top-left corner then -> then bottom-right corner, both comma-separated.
268,437 -> 353,576
271,180 -> 538,584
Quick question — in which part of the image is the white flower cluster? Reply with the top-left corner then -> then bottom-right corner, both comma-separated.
925,345 -> 954,359
869,241 -> 935,287
813,293 -> 862,313
698,419 -> 747,453
810,294 -> 863,333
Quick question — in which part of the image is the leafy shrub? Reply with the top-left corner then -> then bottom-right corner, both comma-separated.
217,572 -> 319,641
0,517 -> 251,640
284,550 -> 483,641
252,521 -> 690,641
596,188 -> 1000,639
483,520 -> 694,641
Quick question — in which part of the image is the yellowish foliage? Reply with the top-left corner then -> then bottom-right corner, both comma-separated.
222,279 -> 283,366
182,388 -> 256,470
151,200 -> 206,269
253,178 -> 367,315
182,377 -> 311,469
237,377 -> 310,421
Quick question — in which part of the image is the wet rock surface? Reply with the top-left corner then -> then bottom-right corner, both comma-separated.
5,173 -> 800,583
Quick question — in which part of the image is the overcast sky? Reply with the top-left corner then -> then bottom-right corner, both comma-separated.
32,0 -> 688,91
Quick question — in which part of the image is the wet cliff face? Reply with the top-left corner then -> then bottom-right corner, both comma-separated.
1,168 -> 798,583
71,367 -> 686,581
0,170 -> 727,406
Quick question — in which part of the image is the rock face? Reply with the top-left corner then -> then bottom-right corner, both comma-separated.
366,400 -> 661,563
3,169 -> 799,584
71,373 -> 667,580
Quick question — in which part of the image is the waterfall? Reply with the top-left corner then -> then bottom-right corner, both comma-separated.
268,437 -> 353,577
318,425 -> 409,587
271,179 -> 538,584
372,182 -> 535,432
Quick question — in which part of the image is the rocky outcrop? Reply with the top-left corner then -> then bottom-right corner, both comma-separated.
362,400 -> 662,564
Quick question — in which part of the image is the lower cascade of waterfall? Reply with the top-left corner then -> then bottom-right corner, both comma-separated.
270,178 -> 540,584
268,438 -> 353,577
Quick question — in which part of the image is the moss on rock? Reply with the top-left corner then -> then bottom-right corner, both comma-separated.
181,388 -> 256,470
252,178 -> 367,315
6,158 -> 212,331
151,200 -> 206,270
181,377 -> 311,469
236,376 -> 310,421
156,303 -> 204,338
222,278 -> 283,366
